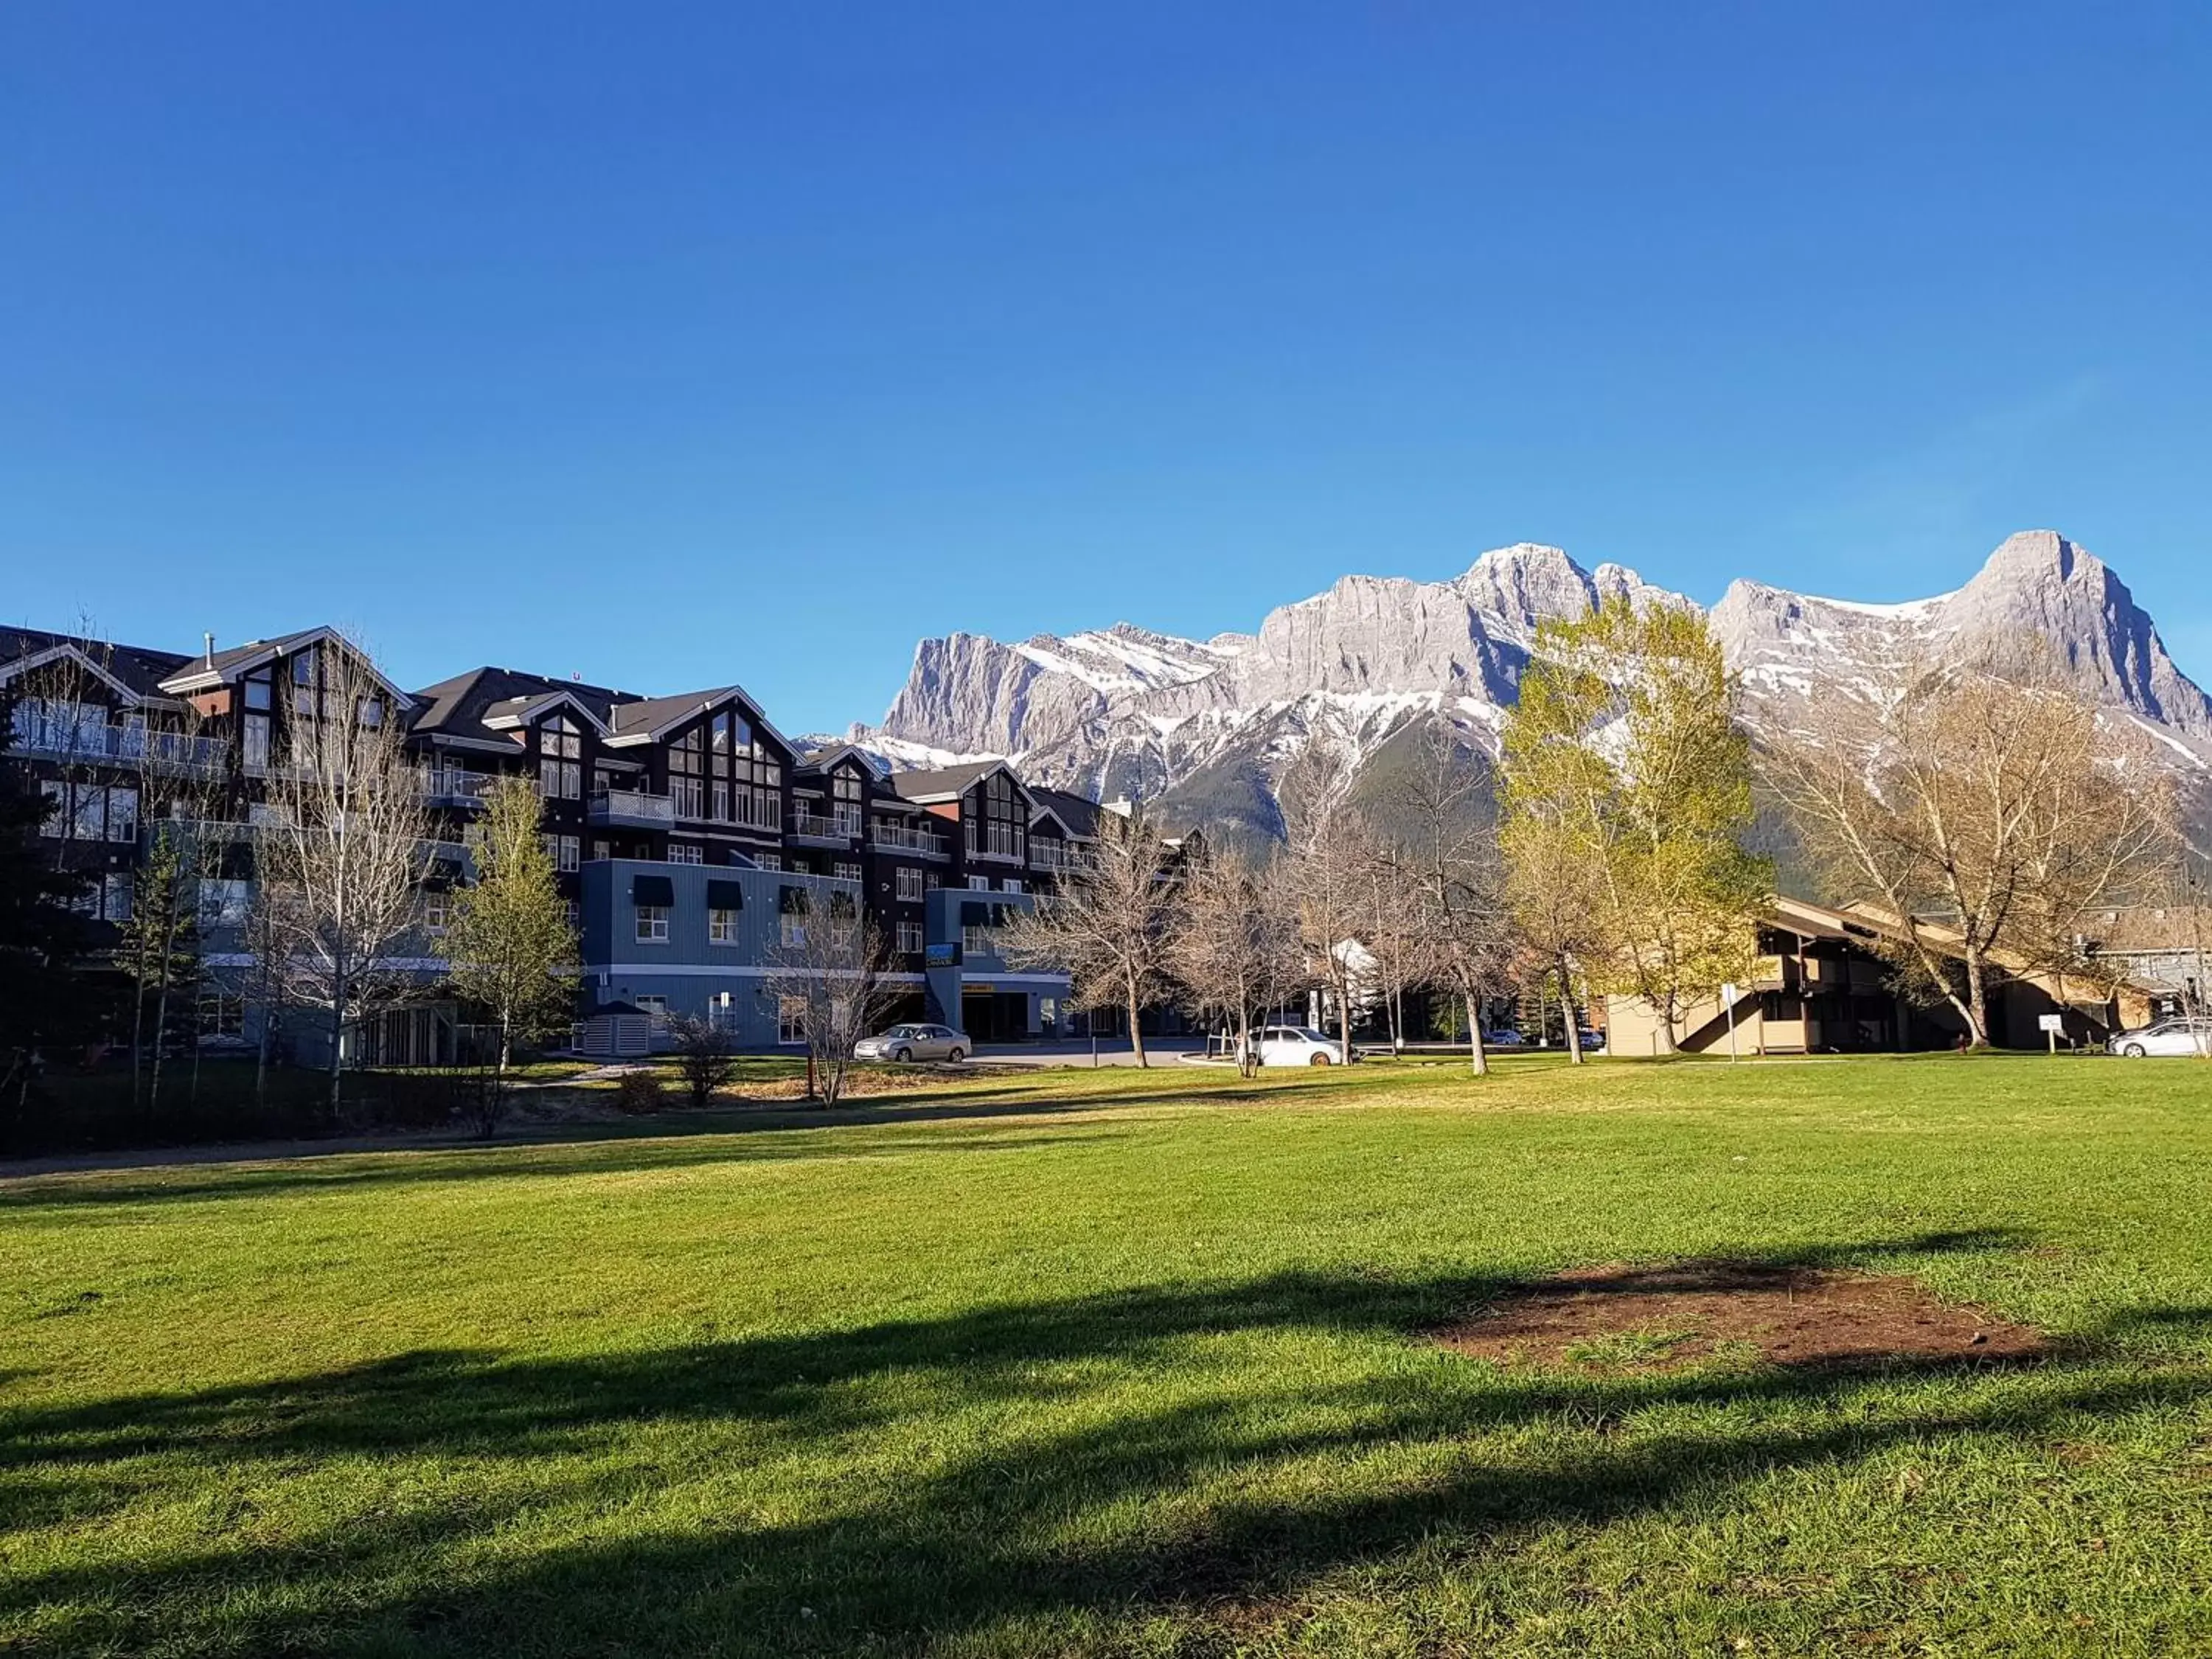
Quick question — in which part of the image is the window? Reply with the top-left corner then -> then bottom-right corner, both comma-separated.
565,899 -> 580,931
781,914 -> 807,948
38,781 -> 65,837
834,861 -> 861,883
243,713 -> 270,773
292,646 -> 318,715
633,995 -> 668,1025
425,891 -> 455,933
712,780 -> 730,822
636,904 -> 669,944
545,833 -> 580,874
358,697 -> 383,729
966,770 -> 1027,860
1001,877 -> 1024,894
106,786 -> 138,844
539,715 -> 582,799
925,872 -> 942,891
668,843 -> 703,865
832,768 -> 865,835
198,879 -> 251,928
243,670 -> 271,712
709,908 -> 740,945
71,784 -> 105,841
894,867 -> 922,902
756,853 -> 782,872
963,923 -> 991,957
778,996 -> 807,1045
592,840 -> 610,862
101,873 -> 132,923
967,874 -> 991,891
897,919 -> 924,954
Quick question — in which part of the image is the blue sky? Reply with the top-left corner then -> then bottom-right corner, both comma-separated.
4,3 -> 2208,732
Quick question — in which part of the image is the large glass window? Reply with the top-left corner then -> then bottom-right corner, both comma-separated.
709,908 -> 740,945
965,771 -> 1026,860
636,904 -> 669,944
539,715 -> 582,799
778,996 -> 806,1045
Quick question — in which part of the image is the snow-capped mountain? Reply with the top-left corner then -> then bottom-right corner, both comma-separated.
848,531 -> 2211,838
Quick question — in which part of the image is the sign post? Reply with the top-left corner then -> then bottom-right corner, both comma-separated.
2037,1012 -> 2065,1054
1721,982 -> 1741,1063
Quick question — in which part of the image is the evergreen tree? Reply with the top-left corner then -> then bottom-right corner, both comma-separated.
116,823 -> 204,1119
0,681 -> 97,1113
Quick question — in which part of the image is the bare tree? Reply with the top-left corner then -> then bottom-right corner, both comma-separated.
1165,842 -> 1301,1076
254,644 -> 433,1116
1278,735 -> 1380,1063
667,1014 -> 740,1107
1000,807 -> 1174,1065
1764,647 -> 2174,1047
764,886 -> 891,1106
1390,728 -> 1522,1074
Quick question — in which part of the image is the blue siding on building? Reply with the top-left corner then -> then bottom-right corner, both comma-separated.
577,859 -> 922,1050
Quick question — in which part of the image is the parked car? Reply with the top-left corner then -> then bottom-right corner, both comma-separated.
1576,1028 -> 1607,1053
853,1023 -> 967,1063
2108,1018 -> 2212,1058
1255,1026 -> 1351,1067
1481,1029 -> 1527,1048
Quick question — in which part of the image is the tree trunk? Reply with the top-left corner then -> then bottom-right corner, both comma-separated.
1465,990 -> 1489,1077
327,1000 -> 346,1120
1125,976 -> 1147,1068
1337,972 -> 1354,1067
1964,947 -> 1991,1048
1561,959 -> 1585,1065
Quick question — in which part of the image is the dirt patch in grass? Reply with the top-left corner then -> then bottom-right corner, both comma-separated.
1435,1259 -> 2048,1373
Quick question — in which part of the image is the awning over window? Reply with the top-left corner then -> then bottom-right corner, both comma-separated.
706,879 -> 745,911
779,884 -> 810,914
632,874 -> 675,907
960,900 -> 990,926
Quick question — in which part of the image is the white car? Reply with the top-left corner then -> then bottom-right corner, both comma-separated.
2108,1018 -> 2212,1058
1255,1025 -> 1351,1068
854,1024 -> 967,1063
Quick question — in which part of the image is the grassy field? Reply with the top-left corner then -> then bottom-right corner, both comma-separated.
4,1054 -> 2211,1656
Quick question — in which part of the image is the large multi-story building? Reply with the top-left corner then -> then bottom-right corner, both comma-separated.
1,623 -> 1103,1057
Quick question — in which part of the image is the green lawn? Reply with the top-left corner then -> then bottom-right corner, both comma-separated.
4,1056 -> 2211,1656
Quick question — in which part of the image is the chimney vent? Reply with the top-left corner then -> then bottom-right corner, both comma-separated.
204,633 -> 215,667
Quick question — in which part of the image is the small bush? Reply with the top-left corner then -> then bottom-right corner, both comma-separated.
614,1070 -> 665,1115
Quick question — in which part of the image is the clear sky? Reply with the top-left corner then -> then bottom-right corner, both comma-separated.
4,3 -> 2208,734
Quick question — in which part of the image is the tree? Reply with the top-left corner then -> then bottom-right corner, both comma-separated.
667,1014 -> 740,1108
254,644 -> 433,1116
1390,728 -> 1522,1075
1278,735 -> 1382,1064
765,887 -> 891,1107
1000,807 -> 1174,1065
437,776 -> 577,1134
1165,842 -> 1301,1077
0,680 -> 96,1116
1500,599 -> 1770,1052
1764,647 -> 2174,1047
116,822 -> 204,1121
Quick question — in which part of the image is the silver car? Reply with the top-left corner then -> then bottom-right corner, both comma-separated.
2109,1018 -> 2212,1058
854,1023 -> 967,1063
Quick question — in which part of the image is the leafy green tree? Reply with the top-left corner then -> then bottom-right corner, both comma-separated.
1500,599 -> 1770,1051
437,776 -> 577,1130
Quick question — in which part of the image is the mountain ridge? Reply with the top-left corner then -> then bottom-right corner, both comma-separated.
847,531 -> 2211,838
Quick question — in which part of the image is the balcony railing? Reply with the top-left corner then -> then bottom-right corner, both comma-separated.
588,787 -> 675,827
417,767 -> 500,806
11,716 -> 231,778
869,821 -> 950,858
1030,844 -> 1094,872
788,809 -> 857,843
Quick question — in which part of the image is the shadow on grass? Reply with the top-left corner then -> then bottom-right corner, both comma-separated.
5,1232 -> 2200,1656
0,1124 -> 1135,1211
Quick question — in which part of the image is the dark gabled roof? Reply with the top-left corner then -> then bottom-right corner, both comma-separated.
157,625 -> 411,700
406,666 -> 630,745
885,759 -> 1020,804
1029,786 -> 1103,840
0,626 -> 194,703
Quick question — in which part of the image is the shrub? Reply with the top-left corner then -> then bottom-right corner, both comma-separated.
614,1069 -> 665,1115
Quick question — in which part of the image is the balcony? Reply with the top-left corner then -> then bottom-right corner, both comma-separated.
418,767 -> 500,807
1031,844 -> 1094,873
869,821 -> 950,859
11,715 -> 231,779
788,809 -> 858,846
588,787 -> 675,829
